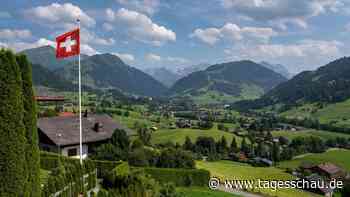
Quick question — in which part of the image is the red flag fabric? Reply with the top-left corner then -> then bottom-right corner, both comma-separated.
56,28 -> 80,59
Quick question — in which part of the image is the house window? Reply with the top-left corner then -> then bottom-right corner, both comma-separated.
68,148 -> 77,156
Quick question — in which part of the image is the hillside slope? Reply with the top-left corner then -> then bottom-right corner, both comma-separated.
144,67 -> 182,87
31,64 -> 76,91
21,46 -> 69,71
169,60 -> 286,103
260,61 -> 292,79
57,53 -> 167,97
235,57 -> 350,110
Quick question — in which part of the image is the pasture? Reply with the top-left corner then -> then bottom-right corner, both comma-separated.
196,160 -> 320,197
278,148 -> 350,171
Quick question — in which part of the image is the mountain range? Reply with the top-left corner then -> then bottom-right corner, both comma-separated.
234,57 -> 350,110
175,63 -> 211,77
260,61 -> 292,79
169,60 -> 287,103
56,53 -> 167,97
21,46 -> 167,97
143,67 -> 182,87
24,46 -> 332,106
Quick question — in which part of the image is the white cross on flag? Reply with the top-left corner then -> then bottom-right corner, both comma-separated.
56,28 -> 80,59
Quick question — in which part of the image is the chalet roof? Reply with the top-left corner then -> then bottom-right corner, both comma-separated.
317,163 -> 343,175
38,114 -> 133,146
254,157 -> 273,165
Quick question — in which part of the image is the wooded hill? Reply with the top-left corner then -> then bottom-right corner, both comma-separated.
234,57 -> 350,111
21,46 -> 167,97
169,60 -> 287,101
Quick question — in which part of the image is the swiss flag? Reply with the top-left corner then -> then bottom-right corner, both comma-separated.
56,28 -> 80,59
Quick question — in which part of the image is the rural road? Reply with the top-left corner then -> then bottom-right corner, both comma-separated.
218,186 -> 264,197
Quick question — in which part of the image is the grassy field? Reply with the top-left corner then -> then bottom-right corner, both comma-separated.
197,160 -> 320,197
151,127 -> 243,145
281,99 -> 350,128
189,90 -> 243,105
177,187 -> 240,197
112,110 -> 243,145
187,85 -> 263,105
272,129 -> 350,141
278,148 -> 350,171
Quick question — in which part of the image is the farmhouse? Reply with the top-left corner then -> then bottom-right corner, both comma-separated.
304,174 -> 334,197
314,163 -> 345,180
38,113 -> 132,159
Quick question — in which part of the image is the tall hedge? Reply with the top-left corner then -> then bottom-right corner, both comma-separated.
17,54 -> 41,196
0,50 -> 27,196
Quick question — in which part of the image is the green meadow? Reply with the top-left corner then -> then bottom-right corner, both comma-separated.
177,187 -> 241,197
196,160 -> 320,197
281,99 -> 350,128
112,110 -> 243,145
278,148 -> 350,171
272,129 -> 350,141
151,126 -> 243,145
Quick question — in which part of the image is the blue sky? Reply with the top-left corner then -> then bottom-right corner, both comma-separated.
1,0 -> 350,73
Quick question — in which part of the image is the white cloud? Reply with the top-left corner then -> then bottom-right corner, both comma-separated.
116,0 -> 160,15
108,8 -> 176,46
24,3 -> 96,28
145,53 -> 161,62
105,8 -> 116,21
166,57 -> 189,64
191,28 -> 221,45
2,38 -> 55,52
102,23 -> 114,31
224,39 -> 343,73
2,37 -> 98,56
220,0 -> 345,29
191,23 -> 277,45
0,42 -> 8,48
112,52 -> 135,63
80,44 -> 98,55
145,53 -> 189,65
80,28 -> 115,46
0,29 -> 32,40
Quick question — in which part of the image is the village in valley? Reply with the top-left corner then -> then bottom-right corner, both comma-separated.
33,88 -> 350,197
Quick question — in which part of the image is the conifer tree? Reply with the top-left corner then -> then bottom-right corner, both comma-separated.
0,50 -> 26,196
183,136 -> 193,150
240,137 -> 249,154
229,137 -> 238,153
17,54 -> 41,196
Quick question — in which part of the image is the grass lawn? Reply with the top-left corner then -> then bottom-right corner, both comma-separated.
197,160 -> 320,197
177,187 -> 241,197
272,129 -> 350,141
278,148 -> 350,171
151,125 -> 243,145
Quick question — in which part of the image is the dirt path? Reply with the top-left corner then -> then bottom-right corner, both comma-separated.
217,186 -> 264,197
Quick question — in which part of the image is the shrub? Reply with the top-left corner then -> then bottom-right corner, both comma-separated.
91,159 -> 123,178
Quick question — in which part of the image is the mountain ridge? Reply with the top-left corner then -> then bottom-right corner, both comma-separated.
56,53 -> 168,97
234,57 -> 350,110
169,60 -> 287,103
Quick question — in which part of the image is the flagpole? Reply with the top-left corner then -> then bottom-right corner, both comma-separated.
77,18 -> 83,165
